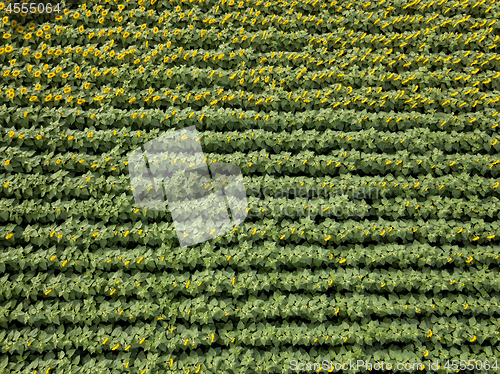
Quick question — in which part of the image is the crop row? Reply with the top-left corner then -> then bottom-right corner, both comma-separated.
2,54 -> 498,103
0,343 -> 498,374
3,127 -> 499,155
0,264 -> 498,301
1,316 -> 499,356
2,106 -> 498,136
3,147 -> 500,178
3,43 -> 499,82
2,172 -> 498,204
2,83 -> 499,118
1,193 -> 499,225
2,213 -> 499,246
2,60 -> 499,101
1,239 -> 499,273
1,290 -> 498,327
4,3 -> 498,45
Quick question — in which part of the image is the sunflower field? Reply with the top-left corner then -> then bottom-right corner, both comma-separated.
1,0 -> 500,372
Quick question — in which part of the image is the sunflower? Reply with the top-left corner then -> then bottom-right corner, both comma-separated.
36,30 -> 43,37
24,33 -> 32,40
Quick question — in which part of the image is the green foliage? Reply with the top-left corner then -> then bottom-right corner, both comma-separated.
1,0 -> 500,372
